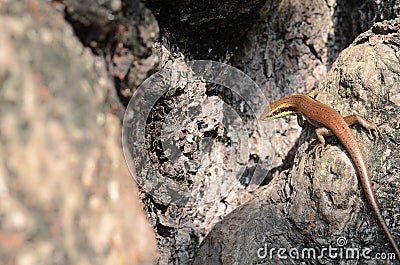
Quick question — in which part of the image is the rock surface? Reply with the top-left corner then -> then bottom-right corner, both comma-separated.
194,19 -> 400,265
2,0 -> 400,264
0,1 -> 156,264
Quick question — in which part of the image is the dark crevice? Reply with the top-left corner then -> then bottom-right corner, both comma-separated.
303,35 -> 322,62
260,137 -> 300,187
142,0 -> 265,60
157,222 -> 174,237
328,0 -> 379,66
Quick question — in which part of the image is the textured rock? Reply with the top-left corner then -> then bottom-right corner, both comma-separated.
143,0 -> 267,60
0,1 -> 156,264
194,18 -> 400,265
135,1 -> 400,264
60,0 -> 160,104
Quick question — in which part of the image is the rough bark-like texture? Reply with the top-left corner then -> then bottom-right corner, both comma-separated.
130,0 -> 400,264
194,19 -> 400,265
58,0 -> 160,105
14,0 -> 398,264
0,1 -> 156,264
134,2 -> 271,264
139,50 -> 256,265
143,0 -> 267,60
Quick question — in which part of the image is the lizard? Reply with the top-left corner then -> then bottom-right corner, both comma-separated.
259,89 -> 400,261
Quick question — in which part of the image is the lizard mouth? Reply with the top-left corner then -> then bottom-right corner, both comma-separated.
259,107 -> 272,120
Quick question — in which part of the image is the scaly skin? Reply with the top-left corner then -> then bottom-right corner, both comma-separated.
261,93 -> 400,261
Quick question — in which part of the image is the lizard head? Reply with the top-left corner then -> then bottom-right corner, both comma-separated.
259,97 -> 299,120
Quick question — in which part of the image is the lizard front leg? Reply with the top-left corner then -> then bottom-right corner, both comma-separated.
296,114 -> 308,127
310,126 -> 332,156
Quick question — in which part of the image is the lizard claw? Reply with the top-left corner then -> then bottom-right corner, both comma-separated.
310,143 -> 325,157
366,120 -> 383,143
